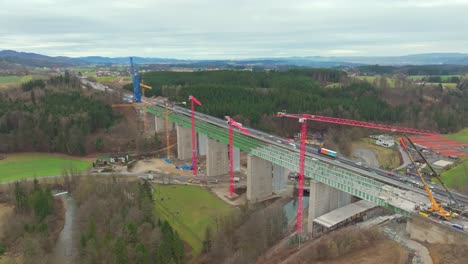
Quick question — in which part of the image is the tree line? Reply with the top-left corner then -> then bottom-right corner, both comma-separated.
73,176 -> 185,264
130,69 -> 467,134
0,73 -> 117,155
197,203 -> 287,264
356,64 -> 468,76
0,179 -> 60,263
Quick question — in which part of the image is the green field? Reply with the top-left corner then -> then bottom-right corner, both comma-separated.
440,158 -> 468,191
354,75 -> 376,82
444,128 -> 468,144
0,154 -> 91,182
82,71 -> 97,77
96,76 -> 118,82
0,75 -> 34,88
153,184 -> 233,255
408,75 -> 461,82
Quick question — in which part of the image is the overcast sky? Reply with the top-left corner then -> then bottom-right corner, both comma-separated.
1,0 -> 468,59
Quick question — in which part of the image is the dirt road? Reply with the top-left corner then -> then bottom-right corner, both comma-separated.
352,148 -> 380,168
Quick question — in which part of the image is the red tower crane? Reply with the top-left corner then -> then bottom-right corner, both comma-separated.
225,116 -> 250,196
276,112 -> 438,235
189,95 -> 202,176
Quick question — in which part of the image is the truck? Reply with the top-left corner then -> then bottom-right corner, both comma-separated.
317,147 -> 338,158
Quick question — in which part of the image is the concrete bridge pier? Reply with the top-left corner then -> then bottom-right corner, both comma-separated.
154,116 -> 165,133
176,125 -> 192,160
198,134 -> 208,155
247,154 -> 273,202
233,147 -> 240,172
272,164 -> 287,194
307,180 -> 352,233
206,138 -> 229,176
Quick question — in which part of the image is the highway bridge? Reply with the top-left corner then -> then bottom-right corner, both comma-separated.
83,78 -> 468,233
139,96 -> 468,230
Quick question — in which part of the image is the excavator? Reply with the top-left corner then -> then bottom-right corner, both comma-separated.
399,136 -> 458,220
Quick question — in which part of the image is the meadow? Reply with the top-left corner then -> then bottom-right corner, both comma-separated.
153,184 -> 233,255
0,154 -> 91,182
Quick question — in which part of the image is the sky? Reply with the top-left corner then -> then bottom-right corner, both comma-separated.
1,0 -> 468,59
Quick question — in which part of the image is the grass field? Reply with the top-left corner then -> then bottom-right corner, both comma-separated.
444,128 -> 468,144
82,71 -> 97,77
324,83 -> 342,88
153,184 -> 233,255
352,138 -> 401,169
0,75 -> 35,88
440,158 -> 468,191
96,76 -> 119,82
408,75 -> 462,82
0,154 -> 91,182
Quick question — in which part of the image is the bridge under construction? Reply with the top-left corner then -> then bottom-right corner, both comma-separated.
139,98 -> 468,234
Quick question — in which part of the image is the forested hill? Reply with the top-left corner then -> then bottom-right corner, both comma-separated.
0,73 -> 117,155
136,69 -> 467,134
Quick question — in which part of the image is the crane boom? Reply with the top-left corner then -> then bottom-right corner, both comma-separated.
399,138 -> 454,220
403,135 -> 460,207
400,138 -> 439,210
276,112 -> 437,135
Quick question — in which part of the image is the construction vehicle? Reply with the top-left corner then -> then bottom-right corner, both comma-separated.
402,135 -> 463,213
400,137 -> 457,220
418,211 -> 429,218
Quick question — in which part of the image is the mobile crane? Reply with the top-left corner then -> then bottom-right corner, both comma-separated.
403,135 -> 463,212
399,137 -> 458,220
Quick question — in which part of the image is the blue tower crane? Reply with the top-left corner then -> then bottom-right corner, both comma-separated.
130,57 -> 142,103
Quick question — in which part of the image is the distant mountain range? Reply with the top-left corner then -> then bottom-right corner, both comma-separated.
1,49 -> 468,69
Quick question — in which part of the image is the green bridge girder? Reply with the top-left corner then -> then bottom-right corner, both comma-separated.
144,105 -> 411,216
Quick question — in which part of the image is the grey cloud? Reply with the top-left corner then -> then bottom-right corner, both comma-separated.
0,0 -> 467,58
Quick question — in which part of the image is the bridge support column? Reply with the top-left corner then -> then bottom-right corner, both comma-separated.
206,138 -> 229,176
154,116 -> 165,133
233,147 -> 240,172
307,180 -> 352,233
198,134 -> 208,156
176,125 -> 192,160
272,164 -> 286,194
247,155 -> 273,202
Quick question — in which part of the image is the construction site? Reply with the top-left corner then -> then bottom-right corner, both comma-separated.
77,58 -> 468,263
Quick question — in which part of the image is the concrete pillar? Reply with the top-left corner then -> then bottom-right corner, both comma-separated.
206,138 -> 229,177
247,155 -> 273,202
198,134 -> 208,156
176,125 -> 192,160
154,116 -> 165,133
272,164 -> 286,194
307,180 -> 352,233
233,147 -> 240,172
